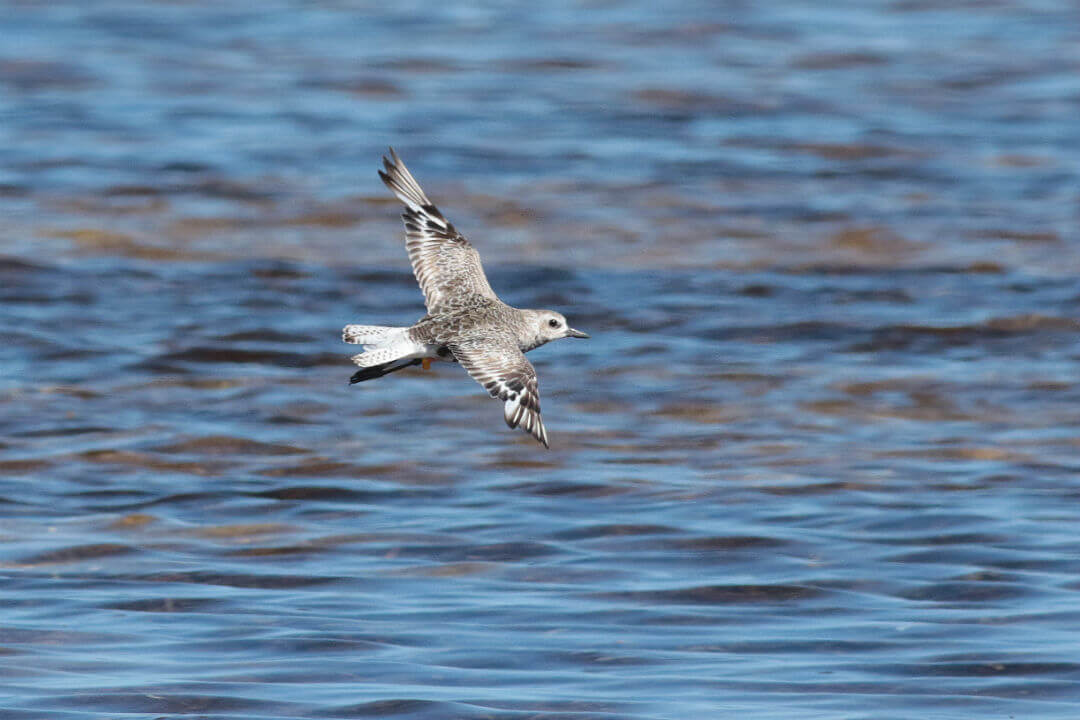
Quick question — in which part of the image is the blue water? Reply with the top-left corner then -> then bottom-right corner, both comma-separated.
2,2 -> 1080,718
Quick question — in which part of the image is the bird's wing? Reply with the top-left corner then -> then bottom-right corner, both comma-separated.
378,148 -> 498,312
449,337 -> 549,448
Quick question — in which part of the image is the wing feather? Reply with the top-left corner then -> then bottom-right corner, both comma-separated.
378,148 -> 497,312
450,338 -> 549,448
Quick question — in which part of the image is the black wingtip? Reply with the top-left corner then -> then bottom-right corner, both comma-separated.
382,147 -> 401,172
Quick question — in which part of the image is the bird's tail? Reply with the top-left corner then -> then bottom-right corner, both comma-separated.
342,324 -> 401,348
342,324 -> 424,383
350,357 -> 422,384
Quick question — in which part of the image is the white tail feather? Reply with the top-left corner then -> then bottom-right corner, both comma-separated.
343,324 -> 398,347
343,324 -> 423,368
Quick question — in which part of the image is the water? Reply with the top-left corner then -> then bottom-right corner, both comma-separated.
2,1 -> 1080,718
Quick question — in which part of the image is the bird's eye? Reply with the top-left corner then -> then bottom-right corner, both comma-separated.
548,318 -> 560,328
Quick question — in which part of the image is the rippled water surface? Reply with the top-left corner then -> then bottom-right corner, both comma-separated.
3,2 -> 1080,718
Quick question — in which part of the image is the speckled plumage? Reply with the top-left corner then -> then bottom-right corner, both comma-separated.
342,148 -> 589,448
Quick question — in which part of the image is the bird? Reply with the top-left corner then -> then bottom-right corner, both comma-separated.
342,148 -> 589,448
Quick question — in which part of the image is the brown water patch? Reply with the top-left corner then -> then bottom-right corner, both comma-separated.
168,216 -> 257,234
975,229 -> 1060,243
801,398 -> 863,417
251,485 -> 406,502
829,226 -> 925,257
104,597 -> 223,612
186,523 -> 296,540
784,142 -> 915,161
140,571 -> 343,589
154,435 -> 308,457
984,314 -> 1080,332
305,77 -> 406,97
792,51 -> 887,69
0,459 -> 51,474
653,403 -> 740,424
993,154 -> 1054,168
77,449 -> 223,476
511,57 -> 605,71
103,184 -> 166,198
258,460 -> 413,479
839,377 -> 938,395
484,206 -> 540,228
47,193 -> 168,215
570,399 -> 638,415
277,196 -> 394,228
663,535 -> 787,551
602,455 -> 682,466
48,227 -> 218,261
131,377 -> 248,391
1026,381 -> 1072,392
632,88 -> 766,115
759,480 -> 876,496
107,513 -> 158,530
388,562 -> 496,578
802,392 -> 978,422
17,542 -> 136,566
849,324 -> 1020,353
226,545 -> 323,558
378,57 -> 461,73
552,524 -> 682,540
784,261 -> 1006,275
502,481 -> 629,498
751,442 -> 801,456
710,371 -> 790,388
486,456 -> 561,470
879,446 -> 1030,463
394,542 -> 558,564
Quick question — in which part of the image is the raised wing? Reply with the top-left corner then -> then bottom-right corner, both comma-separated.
449,338 -> 549,448
378,148 -> 498,312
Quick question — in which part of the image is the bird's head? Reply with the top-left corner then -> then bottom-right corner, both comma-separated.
523,310 -> 589,350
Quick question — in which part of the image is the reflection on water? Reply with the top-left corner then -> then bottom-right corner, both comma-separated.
2,1 -> 1080,719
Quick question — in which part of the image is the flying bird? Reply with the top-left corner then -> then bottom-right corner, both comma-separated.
343,148 -> 589,447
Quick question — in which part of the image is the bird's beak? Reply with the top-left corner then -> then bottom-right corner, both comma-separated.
566,328 -> 590,339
